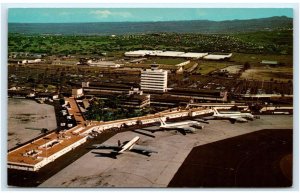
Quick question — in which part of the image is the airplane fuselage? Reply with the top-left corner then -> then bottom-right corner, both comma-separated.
215,113 -> 254,120
160,120 -> 201,129
119,136 -> 140,153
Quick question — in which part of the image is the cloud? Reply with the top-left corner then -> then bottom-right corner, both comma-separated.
90,10 -> 111,18
90,10 -> 132,18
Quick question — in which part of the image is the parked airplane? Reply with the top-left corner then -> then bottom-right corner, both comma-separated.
91,136 -> 157,158
203,108 -> 255,124
25,127 -> 49,134
143,118 -> 204,135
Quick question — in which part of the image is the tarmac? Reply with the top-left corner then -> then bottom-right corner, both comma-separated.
169,129 -> 292,187
39,115 -> 293,188
8,98 -> 57,150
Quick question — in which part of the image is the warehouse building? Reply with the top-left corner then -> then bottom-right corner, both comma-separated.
125,50 -> 209,59
203,53 -> 232,60
86,60 -> 122,68
261,60 -> 279,65
124,50 -> 162,57
179,52 -> 208,59
155,51 -> 185,57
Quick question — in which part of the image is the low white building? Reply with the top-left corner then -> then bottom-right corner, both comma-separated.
87,60 -> 122,68
155,51 -> 185,57
261,60 -> 278,65
72,88 -> 84,98
124,50 -> 162,57
176,60 -> 190,67
179,52 -> 208,59
22,59 -> 42,64
125,50 -> 209,59
203,53 -> 232,60
82,82 -> 90,88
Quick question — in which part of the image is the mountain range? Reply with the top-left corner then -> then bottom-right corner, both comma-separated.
8,16 -> 293,35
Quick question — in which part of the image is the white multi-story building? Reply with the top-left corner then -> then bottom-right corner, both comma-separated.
140,64 -> 168,92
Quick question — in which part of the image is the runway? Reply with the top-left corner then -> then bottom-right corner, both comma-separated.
39,115 -> 293,187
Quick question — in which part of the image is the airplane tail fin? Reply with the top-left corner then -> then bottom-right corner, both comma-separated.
118,140 -> 121,147
212,107 -> 220,115
159,117 -> 166,126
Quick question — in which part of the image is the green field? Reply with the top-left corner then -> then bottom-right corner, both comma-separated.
142,58 -> 186,65
196,62 -> 232,75
230,53 -> 293,66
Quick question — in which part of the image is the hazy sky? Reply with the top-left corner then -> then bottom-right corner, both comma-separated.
8,8 -> 293,23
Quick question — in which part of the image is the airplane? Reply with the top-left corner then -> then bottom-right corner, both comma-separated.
25,127 -> 49,134
143,118 -> 204,135
91,136 -> 157,158
203,107 -> 255,124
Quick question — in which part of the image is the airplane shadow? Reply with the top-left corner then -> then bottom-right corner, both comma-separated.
91,151 -> 118,159
129,149 -> 152,157
141,128 -> 189,136
194,119 -> 210,124
132,129 -> 156,138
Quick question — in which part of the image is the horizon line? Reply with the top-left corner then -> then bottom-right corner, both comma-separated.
8,16 -> 292,24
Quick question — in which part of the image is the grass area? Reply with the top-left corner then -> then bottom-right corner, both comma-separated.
230,53 -> 293,66
123,63 -> 151,69
196,62 -> 232,75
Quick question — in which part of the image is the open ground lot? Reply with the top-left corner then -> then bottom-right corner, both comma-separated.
220,65 -> 243,74
240,67 -> 293,82
40,115 -> 292,188
8,98 -> 57,149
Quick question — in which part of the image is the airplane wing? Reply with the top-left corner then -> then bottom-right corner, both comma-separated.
230,117 -> 248,122
91,144 -> 121,151
175,128 -> 187,135
129,145 -> 158,154
168,125 -> 198,135
194,119 -> 210,124
183,126 -> 197,131
202,116 -> 215,120
226,116 -> 248,124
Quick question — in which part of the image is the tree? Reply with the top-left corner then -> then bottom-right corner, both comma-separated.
243,62 -> 251,71
59,98 -> 65,105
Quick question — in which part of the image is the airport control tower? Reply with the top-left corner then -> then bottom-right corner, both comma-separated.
140,63 -> 168,92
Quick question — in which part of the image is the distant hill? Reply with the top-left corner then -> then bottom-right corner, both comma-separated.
8,16 -> 292,35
